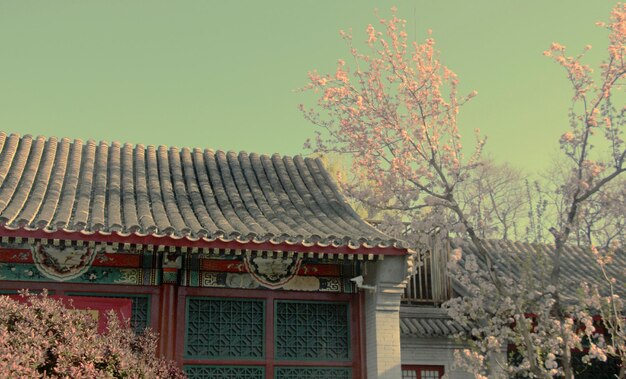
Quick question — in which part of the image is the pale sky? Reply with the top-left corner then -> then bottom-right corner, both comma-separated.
0,1 -> 617,173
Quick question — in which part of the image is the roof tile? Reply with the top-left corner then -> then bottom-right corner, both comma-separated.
458,240 -> 626,301
0,132 -> 402,250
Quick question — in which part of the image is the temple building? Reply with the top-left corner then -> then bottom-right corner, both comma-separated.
2,132 -> 621,378
0,133 -> 413,379
3,132 -> 623,379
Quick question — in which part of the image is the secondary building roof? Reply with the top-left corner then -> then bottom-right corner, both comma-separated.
0,132 -> 405,255
400,239 -> 625,337
400,307 -> 468,337
458,239 -> 626,301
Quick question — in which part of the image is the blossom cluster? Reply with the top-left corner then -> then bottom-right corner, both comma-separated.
0,290 -> 185,378
301,7 -> 484,246
445,248 -> 619,378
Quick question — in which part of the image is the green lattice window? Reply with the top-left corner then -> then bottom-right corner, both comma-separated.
67,293 -> 150,334
185,297 -> 265,359
275,301 -> 350,360
275,367 -> 351,379
184,365 -> 264,379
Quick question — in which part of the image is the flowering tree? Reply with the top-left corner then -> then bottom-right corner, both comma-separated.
573,179 -> 625,248
455,160 -> 527,241
302,3 -> 626,378
301,7 -> 485,248
531,5 -> 625,376
0,291 -> 185,378
535,163 -> 625,249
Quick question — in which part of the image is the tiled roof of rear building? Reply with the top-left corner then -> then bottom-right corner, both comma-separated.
456,239 -> 626,301
0,132 -> 402,250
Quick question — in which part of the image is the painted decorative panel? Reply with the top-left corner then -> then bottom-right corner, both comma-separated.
243,255 -> 302,289
0,244 -> 360,292
179,271 -> 355,293
178,256 -> 360,293
275,301 -> 350,360
185,298 -> 264,359
184,365 -> 264,379
275,367 -> 351,379
0,245 -> 160,285
0,263 -> 159,285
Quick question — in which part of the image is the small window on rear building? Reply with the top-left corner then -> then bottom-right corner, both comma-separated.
401,365 -> 444,379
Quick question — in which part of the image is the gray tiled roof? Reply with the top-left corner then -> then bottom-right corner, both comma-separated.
400,307 -> 469,337
458,240 -> 626,301
400,239 -> 625,337
0,132 -> 402,250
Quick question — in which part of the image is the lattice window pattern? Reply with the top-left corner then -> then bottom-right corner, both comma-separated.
185,298 -> 264,359
275,301 -> 349,360
67,293 -> 150,334
184,365 -> 264,379
275,367 -> 351,379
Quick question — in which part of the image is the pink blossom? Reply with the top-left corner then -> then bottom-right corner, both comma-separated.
0,291 -> 185,378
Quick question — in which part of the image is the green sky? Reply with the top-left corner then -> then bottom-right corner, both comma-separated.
0,1 -> 617,173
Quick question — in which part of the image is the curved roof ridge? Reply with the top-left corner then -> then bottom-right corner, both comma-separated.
0,132 -> 404,252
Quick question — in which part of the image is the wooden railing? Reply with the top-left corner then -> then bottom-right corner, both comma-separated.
366,220 -> 452,304
403,236 -> 452,304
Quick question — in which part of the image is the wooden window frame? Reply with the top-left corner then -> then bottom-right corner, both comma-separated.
0,281 -> 366,378
402,364 -> 445,379
177,287 -> 363,379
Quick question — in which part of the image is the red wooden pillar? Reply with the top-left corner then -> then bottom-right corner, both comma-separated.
158,253 -> 182,363
158,282 -> 178,362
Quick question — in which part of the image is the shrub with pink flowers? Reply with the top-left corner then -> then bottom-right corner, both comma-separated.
0,290 -> 186,378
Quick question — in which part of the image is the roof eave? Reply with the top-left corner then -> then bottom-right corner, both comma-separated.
0,225 -> 409,256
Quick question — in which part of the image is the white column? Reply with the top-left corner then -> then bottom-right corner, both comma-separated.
363,255 -> 410,379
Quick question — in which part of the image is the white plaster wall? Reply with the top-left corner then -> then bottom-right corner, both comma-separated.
365,290 -> 379,378
401,336 -> 474,379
